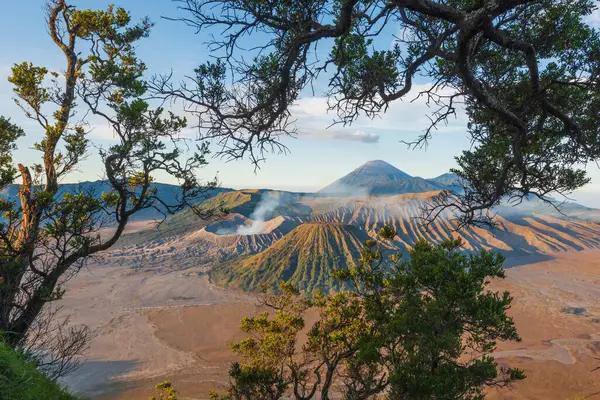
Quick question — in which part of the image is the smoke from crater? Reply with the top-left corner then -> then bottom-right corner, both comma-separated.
216,193 -> 281,235
236,194 -> 280,235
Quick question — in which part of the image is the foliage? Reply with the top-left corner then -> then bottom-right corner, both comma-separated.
0,341 -> 82,400
149,381 -> 179,400
0,118 -> 24,188
337,231 -> 526,399
0,0 -> 217,355
212,281 -> 366,399
157,0 -> 600,227
214,228 -> 525,399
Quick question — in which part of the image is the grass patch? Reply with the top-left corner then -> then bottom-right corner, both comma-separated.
0,342 -> 83,400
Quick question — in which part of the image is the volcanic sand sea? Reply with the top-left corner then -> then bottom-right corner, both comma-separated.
56,249 -> 600,400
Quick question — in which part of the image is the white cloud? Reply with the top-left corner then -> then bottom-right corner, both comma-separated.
290,83 -> 468,140
87,124 -> 118,141
180,127 -> 200,139
590,9 -> 600,24
86,84 -> 466,147
300,129 -> 380,143
290,97 -> 332,118
87,124 -> 202,143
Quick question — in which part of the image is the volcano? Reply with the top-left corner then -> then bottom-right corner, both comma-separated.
119,160 -> 600,296
210,222 -> 374,294
318,160 -> 446,195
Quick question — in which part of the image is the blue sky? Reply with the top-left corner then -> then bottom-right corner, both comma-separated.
2,1 -> 600,207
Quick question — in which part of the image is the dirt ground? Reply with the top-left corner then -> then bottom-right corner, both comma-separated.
486,250 -> 600,400
57,249 -> 600,400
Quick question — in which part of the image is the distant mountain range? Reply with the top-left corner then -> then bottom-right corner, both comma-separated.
80,159 -> 600,295
1,162 -> 594,220
318,160 -> 461,195
116,188 -> 600,294
0,181 -> 228,221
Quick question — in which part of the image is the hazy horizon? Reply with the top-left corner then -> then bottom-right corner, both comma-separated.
2,1 -> 600,207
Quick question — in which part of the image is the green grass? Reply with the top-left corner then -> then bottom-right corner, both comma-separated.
0,342 -> 83,400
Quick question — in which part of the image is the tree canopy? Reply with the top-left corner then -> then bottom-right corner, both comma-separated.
0,0 -> 216,354
156,0 -> 600,226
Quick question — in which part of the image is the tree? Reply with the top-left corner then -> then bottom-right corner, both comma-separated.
215,228 -> 525,399
150,381 -> 179,400
211,282 -> 367,400
0,0 -> 216,349
154,0 -> 600,226
337,227 -> 525,399
20,307 -> 91,380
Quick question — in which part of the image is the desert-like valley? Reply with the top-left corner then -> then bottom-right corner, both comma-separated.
4,1 -> 600,399
57,247 -> 600,400
4,161 -> 600,399
51,165 -> 600,400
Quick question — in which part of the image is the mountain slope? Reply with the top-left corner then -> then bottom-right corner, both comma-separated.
318,160 -> 444,195
113,190 -> 600,292
211,223 -> 374,293
201,189 -> 312,218
427,172 -> 463,188
308,194 -> 600,255
0,342 -> 81,400
0,180 -> 229,221
207,197 -> 600,294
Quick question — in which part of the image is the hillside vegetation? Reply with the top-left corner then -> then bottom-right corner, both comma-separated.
0,342 -> 81,400
211,223 -> 371,293
118,207 -> 219,246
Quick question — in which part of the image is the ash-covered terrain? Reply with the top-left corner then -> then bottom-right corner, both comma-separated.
43,160 -> 600,399
109,161 -> 600,294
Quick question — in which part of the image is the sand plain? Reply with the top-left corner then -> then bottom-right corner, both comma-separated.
54,247 -> 600,400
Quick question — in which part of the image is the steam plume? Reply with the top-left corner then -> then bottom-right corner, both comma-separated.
236,194 -> 280,235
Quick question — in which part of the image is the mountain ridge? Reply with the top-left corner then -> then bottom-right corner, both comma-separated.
0,180 -> 230,221
318,160 -> 453,196
203,192 -> 600,294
